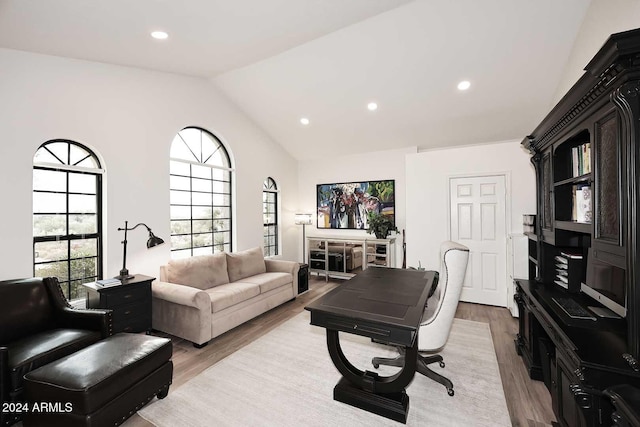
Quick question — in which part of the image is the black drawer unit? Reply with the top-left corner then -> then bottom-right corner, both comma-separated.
84,274 -> 154,333
309,251 -> 351,271
298,263 -> 309,294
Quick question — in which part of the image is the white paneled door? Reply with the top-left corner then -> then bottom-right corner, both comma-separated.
450,175 -> 507,307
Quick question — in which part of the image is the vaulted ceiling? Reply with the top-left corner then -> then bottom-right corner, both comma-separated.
0,0 -> 592,159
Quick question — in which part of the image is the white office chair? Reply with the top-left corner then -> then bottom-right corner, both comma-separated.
372,240 -> 469,396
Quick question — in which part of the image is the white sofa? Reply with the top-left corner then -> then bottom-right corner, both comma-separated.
152,247 -> 299,347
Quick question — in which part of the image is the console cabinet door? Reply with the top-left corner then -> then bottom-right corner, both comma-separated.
592,110 -> 625,268
555,352 -> 583,427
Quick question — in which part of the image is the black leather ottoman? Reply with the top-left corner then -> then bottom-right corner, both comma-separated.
22,333 -> 173,427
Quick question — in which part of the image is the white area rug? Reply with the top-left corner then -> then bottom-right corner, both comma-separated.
139,312 -> 510,426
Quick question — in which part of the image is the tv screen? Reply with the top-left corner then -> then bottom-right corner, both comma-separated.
582,250 -> 626,317
316,180 -> 395,230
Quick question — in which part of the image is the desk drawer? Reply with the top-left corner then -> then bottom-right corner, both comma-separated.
104,283 -> 150,306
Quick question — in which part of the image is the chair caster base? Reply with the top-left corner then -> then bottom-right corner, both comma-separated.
447,388 -> 454,396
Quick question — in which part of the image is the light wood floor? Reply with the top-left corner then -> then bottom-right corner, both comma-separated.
126,276 -> 556,427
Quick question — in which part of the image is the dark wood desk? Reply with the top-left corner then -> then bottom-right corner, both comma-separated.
305,268 -> 435,423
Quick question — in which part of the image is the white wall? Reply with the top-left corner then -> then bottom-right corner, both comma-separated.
0,48 -> 299,281
297,146 -> 417,266
406,140 -> 535,276
553,0 -> 640,103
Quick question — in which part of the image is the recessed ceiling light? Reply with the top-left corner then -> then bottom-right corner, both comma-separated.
457,80 -> 471,91
300,117 -> 310,125
151,31 -> 169,40
367,102 -> 378,111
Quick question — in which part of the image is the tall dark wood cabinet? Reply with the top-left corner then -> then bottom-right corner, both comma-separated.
515,28 -> 640,426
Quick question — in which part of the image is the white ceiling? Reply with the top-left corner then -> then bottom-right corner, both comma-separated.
0,0 -> 592,160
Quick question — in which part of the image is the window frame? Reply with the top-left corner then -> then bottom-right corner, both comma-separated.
170,127 -> 234,258
263,177 -> 279,257
32,139 -> 104,302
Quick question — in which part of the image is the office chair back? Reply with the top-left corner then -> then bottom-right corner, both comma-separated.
418,240 -> 469,352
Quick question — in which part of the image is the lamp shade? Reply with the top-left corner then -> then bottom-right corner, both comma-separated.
147,231 -> 165,248
294,213 -> 313,225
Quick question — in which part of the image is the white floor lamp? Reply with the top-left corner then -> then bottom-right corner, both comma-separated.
294,213 -> 313,264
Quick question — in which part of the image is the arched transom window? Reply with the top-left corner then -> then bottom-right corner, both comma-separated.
170,127 -> 233,258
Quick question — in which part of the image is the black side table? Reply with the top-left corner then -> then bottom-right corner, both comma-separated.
83,274 -> 154,333
298,263 -> 309,295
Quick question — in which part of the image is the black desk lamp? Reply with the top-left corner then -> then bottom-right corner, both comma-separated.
117,221 -> 165,280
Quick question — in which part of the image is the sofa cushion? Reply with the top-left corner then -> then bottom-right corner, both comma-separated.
205,282 -> 261,312
226,247 -> 266,282
237,272 -> 292,294
8,328 -> 102,392
167,253 -> 229,290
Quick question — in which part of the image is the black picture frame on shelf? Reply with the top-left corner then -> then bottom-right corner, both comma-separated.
316,180 -> 395,230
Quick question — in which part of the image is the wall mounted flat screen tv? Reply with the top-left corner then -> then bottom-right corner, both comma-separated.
581,250 -> 626,317
316,180 -> 395,230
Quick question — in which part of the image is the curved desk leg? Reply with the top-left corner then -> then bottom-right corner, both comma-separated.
326,329 -> 417,423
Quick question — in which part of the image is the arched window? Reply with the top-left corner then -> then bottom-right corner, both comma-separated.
263,177 -> 278,257
170,127 -> 233,258
33,140 -> 103,301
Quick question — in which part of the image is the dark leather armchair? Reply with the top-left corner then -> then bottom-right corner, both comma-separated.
0,277 -> 112,426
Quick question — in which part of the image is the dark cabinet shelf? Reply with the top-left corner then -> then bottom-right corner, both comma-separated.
554,174 -> 591,187
554,221 -> 591,234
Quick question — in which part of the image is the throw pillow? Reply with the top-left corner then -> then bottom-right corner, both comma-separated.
226,247 -> 266,282
167,252 -> 229,290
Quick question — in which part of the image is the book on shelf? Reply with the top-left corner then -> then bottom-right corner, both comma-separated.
571,184 -> 592,223
576,185 -> 592,223
96,278 -> 122,288
571,142 -> 591,177
583,143 -> 591,174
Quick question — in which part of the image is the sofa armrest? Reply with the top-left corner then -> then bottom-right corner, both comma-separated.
265,259 -> 299,275
152,281 -> 210,311
152,281 -> 212,346
58,307 -> 114,338
43,277 -> 114,338
265,260 -> 300,296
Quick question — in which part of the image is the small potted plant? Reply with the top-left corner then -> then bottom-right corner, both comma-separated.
366,212 -> 398,239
